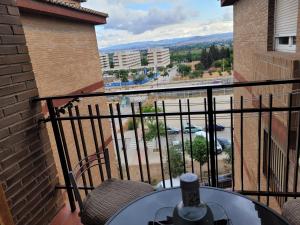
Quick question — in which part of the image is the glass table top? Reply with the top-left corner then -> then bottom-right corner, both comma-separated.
105,187 -> 290,225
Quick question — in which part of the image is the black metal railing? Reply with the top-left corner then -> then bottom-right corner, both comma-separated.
34,79 -> 300,212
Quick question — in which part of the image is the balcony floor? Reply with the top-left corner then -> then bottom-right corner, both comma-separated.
50,204 -> 82,225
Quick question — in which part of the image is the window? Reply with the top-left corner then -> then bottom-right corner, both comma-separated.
274,0 -> 298,52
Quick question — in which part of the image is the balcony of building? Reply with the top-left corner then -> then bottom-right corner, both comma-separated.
26,79 -> 300,225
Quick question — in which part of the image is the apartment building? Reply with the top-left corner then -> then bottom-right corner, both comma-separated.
113,51 -> 141,69
147,48 -> 171,68
221,0 -> 300,207
100,53 -> 110,71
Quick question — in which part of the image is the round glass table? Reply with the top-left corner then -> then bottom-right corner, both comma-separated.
105,187 -> 290,225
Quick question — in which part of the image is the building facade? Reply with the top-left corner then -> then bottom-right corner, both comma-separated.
100,53 -> 110,71
113,51 -> 141,70
147,48 -> 170,68
222,0 -> 300,209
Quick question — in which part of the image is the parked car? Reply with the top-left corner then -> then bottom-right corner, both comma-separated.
166,126 -> 180,134
203,173 -> 232,189
195,131 -> 223,154
183,123 -> 203,133
156,177 -> 180,190
205,123 -> 225,131
217,137 -> 231,149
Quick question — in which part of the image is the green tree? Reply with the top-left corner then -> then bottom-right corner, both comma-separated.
141,57 -> 148,66
177,64 -> 191,76
185,136 -> 208,180
166,146 -> 184,178
127,118 -> 139,130
195,62 -> 204,71
186,51 -> 192,62
200,49 -> 213,69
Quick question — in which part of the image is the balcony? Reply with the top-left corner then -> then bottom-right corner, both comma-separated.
35,79 -> 300,224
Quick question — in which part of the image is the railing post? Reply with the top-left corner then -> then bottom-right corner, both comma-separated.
207,88 -> 217,187
46,99 -> 76,212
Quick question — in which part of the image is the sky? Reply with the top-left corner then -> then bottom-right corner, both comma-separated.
82,0 -> 233,48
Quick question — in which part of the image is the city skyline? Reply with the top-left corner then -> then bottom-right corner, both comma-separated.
82,0 -> 233,48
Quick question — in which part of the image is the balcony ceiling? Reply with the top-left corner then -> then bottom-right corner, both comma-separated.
221,0 -> 237,6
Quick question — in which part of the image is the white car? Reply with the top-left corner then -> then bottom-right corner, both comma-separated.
155,177 -> 181,189
195,131 -> 223,154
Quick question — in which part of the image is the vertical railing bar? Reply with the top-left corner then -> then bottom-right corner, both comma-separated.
285,93 -> 292,201
213,98 -> 219,187
109,104 -> 124,180
204,98 -> 211,186
179,100 -> 186,174
57,112 -> 72,172
187,99 -> 194,173
95,105 -> 107,181
257,95 -> 262,201
75,106 -> 94,188
207,88 -> 217,187
230,97 -> 235,191
240,96 -> 244,192
68,107 -> 89,195
155,101 -> 165,188
116,103 -> 130,180
293,107 -> 300,198
267,94 -> 273,206
47,99 -> 76,211
131,103 -> 144,182
162,101 -> 173,187
88,105 -> 104,181
138,102 -> 151,183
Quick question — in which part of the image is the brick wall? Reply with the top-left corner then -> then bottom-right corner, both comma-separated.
0,1 -> 63,225
19,12 -> 118,185
233,0 -> 300,210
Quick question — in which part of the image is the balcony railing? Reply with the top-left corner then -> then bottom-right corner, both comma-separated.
34,79 -> 300,212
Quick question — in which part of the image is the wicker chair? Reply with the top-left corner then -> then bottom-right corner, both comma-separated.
69,148 -> 154,225
282,199 -> 300,225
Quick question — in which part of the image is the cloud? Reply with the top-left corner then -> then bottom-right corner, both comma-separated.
82,0 -> 233,48
83,0 -> 196,34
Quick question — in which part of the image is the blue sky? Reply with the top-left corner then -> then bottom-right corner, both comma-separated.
82,0 -> 233,48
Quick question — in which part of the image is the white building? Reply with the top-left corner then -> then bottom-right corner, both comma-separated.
113,51 -> 141,70
147,48 -> 170,68
100,53 -> 110,71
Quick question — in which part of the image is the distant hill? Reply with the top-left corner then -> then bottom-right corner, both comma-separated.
100,32 -> 233,53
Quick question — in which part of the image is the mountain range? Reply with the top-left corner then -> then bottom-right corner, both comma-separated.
100,32 -> 233,53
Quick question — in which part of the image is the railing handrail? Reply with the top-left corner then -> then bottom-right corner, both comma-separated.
33,79 -> 300,101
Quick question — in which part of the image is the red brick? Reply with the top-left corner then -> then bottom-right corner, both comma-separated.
0,83 -> 26,97
0,75 -> 12,87
0,95 -> 16,107
11,25 -> 23,35
0,113 -> 21,128
0,0 -> 16,6
16,45 -> 28,54
0,45 -> 17,55
25,80 -> 36,89
3,100 -> 30,116
0,5 -> 7,14
0,15 -> 21,25
16,89 -> 39,102
7,6 -> 19,16
11,71 -> 34,83
0,24 -> 12,35
0,64 -> 22,75
0,127 -> 9,139
21,63 -> 32,72
0,54 -> 30,65
0,34 -> 26,44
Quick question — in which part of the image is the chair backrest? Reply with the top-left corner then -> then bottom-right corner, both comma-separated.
68,148 -> 111,211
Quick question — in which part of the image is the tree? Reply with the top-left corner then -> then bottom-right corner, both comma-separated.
141,57 -> 148,66
177,64 -> 191,76
185,136 -> 208,180
200,49 -> 213,69
120,73 -> 128,82
166,146 -> 184,178
186,51 -> 192,62
195,62 -> 204,71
